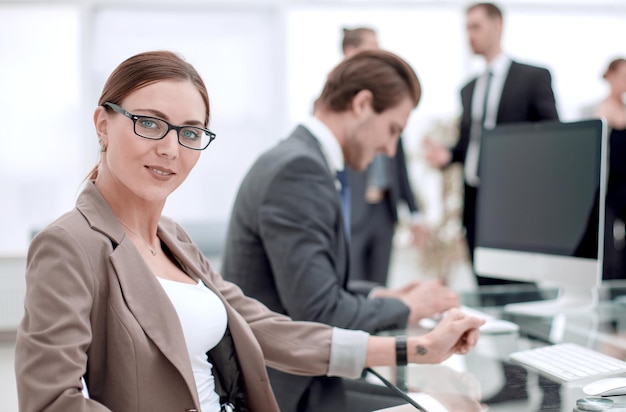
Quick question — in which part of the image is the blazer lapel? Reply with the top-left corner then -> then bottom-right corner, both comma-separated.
463,80 -> 476,113
109,240 -> 201,407
77,183 -> 200,407
291,127 -> 351,286
496,61 -> 517,123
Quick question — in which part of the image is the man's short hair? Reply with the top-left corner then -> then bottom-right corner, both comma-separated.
466,2 -> 503,20
341,27 -> 377,54
605,57 -> 626,78
315,49 -> 421,114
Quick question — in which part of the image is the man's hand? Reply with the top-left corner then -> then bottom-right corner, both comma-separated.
409,222 -> 429,247
423,138 -> 452,168
390,279 -> 460,324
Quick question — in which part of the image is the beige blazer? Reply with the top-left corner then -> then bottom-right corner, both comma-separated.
15,182 -> 333,412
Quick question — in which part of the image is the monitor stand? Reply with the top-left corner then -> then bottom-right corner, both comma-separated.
503,285 -> 599,317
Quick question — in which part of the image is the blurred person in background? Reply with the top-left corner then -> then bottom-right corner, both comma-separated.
424,1 -> 559,286
423,3 -> 559,405
342,26 -> 427,288
595,57 -> 626,280
595,58 -> 626,130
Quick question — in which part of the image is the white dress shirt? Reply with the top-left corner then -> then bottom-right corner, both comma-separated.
465,53 -> 513,187
301,115 -> 345,175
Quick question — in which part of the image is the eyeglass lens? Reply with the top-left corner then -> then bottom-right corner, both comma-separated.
134,116 -> 211,150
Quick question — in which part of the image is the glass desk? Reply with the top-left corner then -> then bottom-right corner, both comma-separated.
373,280 -> 626,412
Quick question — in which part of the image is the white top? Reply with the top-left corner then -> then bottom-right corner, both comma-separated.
157,277 -> 228,412
465,53 -> 512,186
471,53 -> 512,129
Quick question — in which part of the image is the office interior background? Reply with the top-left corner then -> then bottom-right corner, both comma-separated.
1,0 -> 625,256
0,0 -> 622,301
0,0 -> 625,409
1,0 -> 625,321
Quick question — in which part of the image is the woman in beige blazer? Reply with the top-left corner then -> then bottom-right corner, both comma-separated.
14,50 -> 483,412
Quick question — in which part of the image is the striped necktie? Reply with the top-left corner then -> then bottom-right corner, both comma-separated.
464,70 -> 494,186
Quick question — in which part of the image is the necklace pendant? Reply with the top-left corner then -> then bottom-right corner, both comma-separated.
150,249 -> 157,256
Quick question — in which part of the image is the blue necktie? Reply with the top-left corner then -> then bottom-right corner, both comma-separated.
336,170 -> 351,240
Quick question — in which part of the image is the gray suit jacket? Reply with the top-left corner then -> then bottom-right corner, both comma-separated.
222,125 -> 409,411
15,182 -> 335,412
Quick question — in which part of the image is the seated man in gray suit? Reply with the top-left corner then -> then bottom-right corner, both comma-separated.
222,49 -> 460,412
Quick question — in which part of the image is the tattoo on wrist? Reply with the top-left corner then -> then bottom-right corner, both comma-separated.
414,345 -> 427,356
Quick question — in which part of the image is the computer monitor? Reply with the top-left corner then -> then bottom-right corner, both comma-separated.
474,119 -> 608,316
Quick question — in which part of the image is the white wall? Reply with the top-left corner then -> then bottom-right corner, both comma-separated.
1,0 -> 625,255
285,2 -> 626,154
91,6 -> 285,223
0,5 -> 82,253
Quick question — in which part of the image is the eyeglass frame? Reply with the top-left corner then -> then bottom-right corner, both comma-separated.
102,102 -> 216,151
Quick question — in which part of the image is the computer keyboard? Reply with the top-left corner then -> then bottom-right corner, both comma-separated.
510,342 -> 626,382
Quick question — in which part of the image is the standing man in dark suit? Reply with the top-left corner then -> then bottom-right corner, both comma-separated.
424,2 -> 559,286
342,27 -> 424,287
222,50 -> 460,412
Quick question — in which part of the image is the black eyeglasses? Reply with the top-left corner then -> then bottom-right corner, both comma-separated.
103,102 -> 216,151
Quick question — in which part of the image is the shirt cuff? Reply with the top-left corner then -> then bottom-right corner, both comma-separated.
327,327 -> 369,379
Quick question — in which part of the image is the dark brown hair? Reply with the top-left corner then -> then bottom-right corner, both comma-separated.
98,50 -> 210,121
466,2 -> 503,20
604,58 -> 626,79
87,51 -> 210,180
315,49 -> 421,114
341,27 -> 377,54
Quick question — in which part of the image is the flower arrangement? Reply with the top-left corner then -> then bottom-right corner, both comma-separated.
403,116 -> 475,290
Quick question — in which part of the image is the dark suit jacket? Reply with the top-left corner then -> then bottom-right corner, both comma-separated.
451,60 -> 559,164
347,137 -> 418,228
222,125 -> 410,411
449,60 -> 559,266
15,182 -> 337,412
608,127 -> 626,210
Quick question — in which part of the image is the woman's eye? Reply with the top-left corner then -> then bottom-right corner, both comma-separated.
181,128 -> 200,140
139,119 -> 158,129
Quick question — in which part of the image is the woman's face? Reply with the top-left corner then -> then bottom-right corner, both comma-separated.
95,80 -> 206,204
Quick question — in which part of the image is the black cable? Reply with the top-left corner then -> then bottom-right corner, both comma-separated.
365,367 -> 428,411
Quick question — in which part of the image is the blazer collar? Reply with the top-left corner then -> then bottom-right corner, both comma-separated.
76,181 -> 207,275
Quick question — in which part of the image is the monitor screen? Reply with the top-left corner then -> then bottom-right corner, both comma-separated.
474,119 -> 607,315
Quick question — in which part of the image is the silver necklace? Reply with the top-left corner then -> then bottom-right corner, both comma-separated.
118,219 -> 157,256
